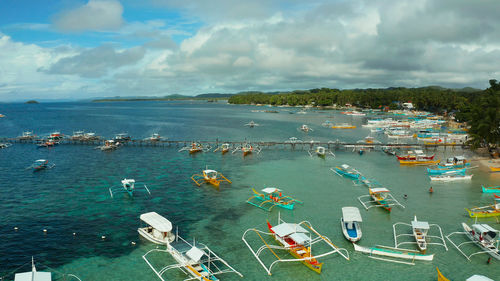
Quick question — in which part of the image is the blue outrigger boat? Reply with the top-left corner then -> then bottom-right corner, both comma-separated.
332,164 -> 365,180
482,185 -> 500,193
427,167 -> 466,175
246,188 -> 302,211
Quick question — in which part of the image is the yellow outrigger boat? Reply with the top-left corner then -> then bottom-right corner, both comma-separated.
331,123 -> 356,129
191,169 -> 231,188
465,198 -> 500,218
490,166 -> 500,172
399,157 -> 440,165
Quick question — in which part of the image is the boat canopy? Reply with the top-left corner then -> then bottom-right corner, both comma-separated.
370,188 -> 390,193
472,224 -> 499,238
455,156 -> 466,161
342,207 -> 362,222
466,275 -> 495,281
36,159 -> 47,163
186,246 -> 205,262
341,164 -> 350,169
262,187 -> 280,194
414,150 -> 424,154
14,272 -> 51,281
122,178 -> 135,185
271,223 -> 308,237
289,232 -> 311,245
140,212 -> 172,232
411,220 -> 429,230
204,169 -> 217,174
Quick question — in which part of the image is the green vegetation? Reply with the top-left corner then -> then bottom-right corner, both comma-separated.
25,100 -> 39,104
228,82 -> 499,150
92,93 -> 230,102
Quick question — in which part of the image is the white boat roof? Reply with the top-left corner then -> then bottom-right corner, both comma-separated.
341,164 -> 350,169
342,207 -> 362,222
262,187 -> 280,193
122,178 -> 135,184
186,246 -> 205,263
466,275 -> 494,281
411,220 -> 430,230
455,156 -> 466,160
140,212 -> 173,232
15,272 -> 51,281
414,150 -> 424,154
289,232 -> 311,245
370,188 -> 390,193
204,169 -> 217,174
472,224 -> 499,234
36,159 -> 46,162
271,223 -> 308,237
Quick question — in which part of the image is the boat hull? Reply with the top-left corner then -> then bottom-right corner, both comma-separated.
427,168 -> 466,175
341,218 -> 361,243
353,243 -> 434,261
465,208 -> 500,218
482,185 -> 500,193
429,175 -> 472,181
399,159 -> 440,165
489,166 -> 500,172
138,228 -> 173,245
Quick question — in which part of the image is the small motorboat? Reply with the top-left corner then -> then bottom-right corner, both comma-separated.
308,146 -> 334,158
299,124 -> 313,132
138,212 -> 175,245
244,121 -> 259,128
14,257 -> 82,281
412,216 -> 429,253
332,164 -> 364,180
0,143 -> 12,149
341,207 -> 362,242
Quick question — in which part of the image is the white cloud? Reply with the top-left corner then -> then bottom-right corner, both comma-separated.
53,0 -> 124,32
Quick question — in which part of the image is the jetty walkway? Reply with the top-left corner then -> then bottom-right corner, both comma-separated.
0,137 -> 468,150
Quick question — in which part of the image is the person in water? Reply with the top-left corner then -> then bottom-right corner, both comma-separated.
429,187 -> 434,193
403,194 -> 408,199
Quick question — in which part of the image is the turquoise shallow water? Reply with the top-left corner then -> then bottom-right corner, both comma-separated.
0,101 -> 499,280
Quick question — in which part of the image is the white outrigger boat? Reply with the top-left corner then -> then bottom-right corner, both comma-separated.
232,143 -> 261,156
341,207 -> 362,243
299,124 -> 313,132
308,146 -> 335,158
358,188 -> 405,212
141,212 -> 243,281
14,257 -> 82,281
213,143 -> 231,154
19,131 -> 36,140
144,133 -> 161,141
0,142 -> 12,148
244,121 -> 259,128
446,223 -> 500,261
109,178 -> 151,198
429,174 -> 473,181
97,140 -> 120,151
393,216 -> 448,254
353,243 -> 434,265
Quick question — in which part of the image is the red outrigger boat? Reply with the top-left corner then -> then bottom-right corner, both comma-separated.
396,150 -> 435,161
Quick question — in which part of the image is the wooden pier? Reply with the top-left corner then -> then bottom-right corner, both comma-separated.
0,137 -> 468,151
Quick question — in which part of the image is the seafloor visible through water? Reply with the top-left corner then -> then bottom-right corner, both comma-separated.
0,101 -> 498,280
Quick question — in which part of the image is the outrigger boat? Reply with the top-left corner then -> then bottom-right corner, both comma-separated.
446,223 -> 500,261
331,123 -> 356,129
489,166 -> 500,172
429,174 -> 473,181
142,212 -> 243,281
396,150 -> 435,161
145,133 -> 161,141
97,140 -> 119,151
393,216 -> 448,254
19,131 -> 36,140
341,207 -> 362,243
36,139 -> 56,148
242,214 -> 349,275
178,142 -> 209,154
427,167 -> 466,175
109,178 -> 151,198
465,198 -> 500,218
246,188 -> 303,211
308,146 -> 334,158
114,133 -> 131,142
191,169 -> 231,188
331,164 -> 364,180
213,143 -> 230,154
399,156 -> 440,165
14,257 -> 82,281
358,188 -> 405,212
299,124 -> 313,132
353,244 -> 434,265
438,156 -> 470,168
27,159 -> 55,171
437,268 -> 494,281
70,130 -> 85,140
0,142 -> 12,149
49,131 -> 63,140
232,143 -> 261,156
244,121 -> 259,128
482,185 -> 500,193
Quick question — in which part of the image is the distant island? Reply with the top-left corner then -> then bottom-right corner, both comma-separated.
92,93 -> 233,102
25,100 -> 39,104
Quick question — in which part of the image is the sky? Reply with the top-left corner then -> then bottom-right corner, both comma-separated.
0,0 -> 499,101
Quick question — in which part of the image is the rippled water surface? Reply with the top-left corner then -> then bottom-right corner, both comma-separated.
0,101 -> 499,280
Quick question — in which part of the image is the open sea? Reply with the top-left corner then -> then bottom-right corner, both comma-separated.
0,101 -> 499,281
